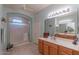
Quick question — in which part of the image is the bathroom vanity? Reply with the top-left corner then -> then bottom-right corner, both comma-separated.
41,6 -> 79,55
38,34 -> 79,55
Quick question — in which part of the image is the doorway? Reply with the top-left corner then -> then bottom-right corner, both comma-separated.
8,16 -> 30,47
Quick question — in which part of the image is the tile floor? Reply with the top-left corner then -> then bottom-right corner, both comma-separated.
4,41 -> 40,55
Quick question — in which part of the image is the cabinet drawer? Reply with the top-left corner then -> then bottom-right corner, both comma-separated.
59,46 -> 72,55
39,44 -> 43,50
49,43 -> 58,55
38,43 -> 43,49
38,39 -> 44,54
73,50 -> 79,55
43,41 -> 49,55
49,47 -> 58,55
43,45 -> 49,55
49,43 -> 58,49
44,41 -> 50,45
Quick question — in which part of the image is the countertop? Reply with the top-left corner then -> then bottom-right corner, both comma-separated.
38,37 -> 79,51
57,33 -> 75,36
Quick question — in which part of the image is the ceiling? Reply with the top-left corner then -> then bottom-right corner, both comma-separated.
4,4 -> 51,14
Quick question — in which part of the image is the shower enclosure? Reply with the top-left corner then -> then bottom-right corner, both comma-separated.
0,13 -> 32,50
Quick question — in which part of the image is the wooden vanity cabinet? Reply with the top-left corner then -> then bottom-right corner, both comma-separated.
38,39 -> 58,55
38,39 -> 79,55
58,46 -> 72,55
43,41 -> 50,55
73,50 -> 79,55
43,41 -> 58,55
38,39 -> 44,54
49,43 -> 58,55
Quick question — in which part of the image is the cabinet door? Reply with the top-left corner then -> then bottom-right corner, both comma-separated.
49,43 -> 58,55
59,46 -> 72,55
73,50 -> 79,55
38,39 -> 44,54
43,41 -> 49,55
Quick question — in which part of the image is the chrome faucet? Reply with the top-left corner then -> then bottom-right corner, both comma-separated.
52,34 -> 55,40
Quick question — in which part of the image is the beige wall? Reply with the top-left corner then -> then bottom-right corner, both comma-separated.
32,16 -> 41,43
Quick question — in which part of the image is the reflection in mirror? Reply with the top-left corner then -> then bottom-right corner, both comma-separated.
45,18 -> 55,36
55,18 -> 76,34
45,11 -> 77,39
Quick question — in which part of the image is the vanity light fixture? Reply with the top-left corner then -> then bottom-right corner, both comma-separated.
48,7 -> 72,18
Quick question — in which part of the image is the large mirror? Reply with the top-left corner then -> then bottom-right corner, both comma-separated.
45,18 -> 55,35
55,12 -> 77,34
45,10 -> 77,37
45,13 -> 77,36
